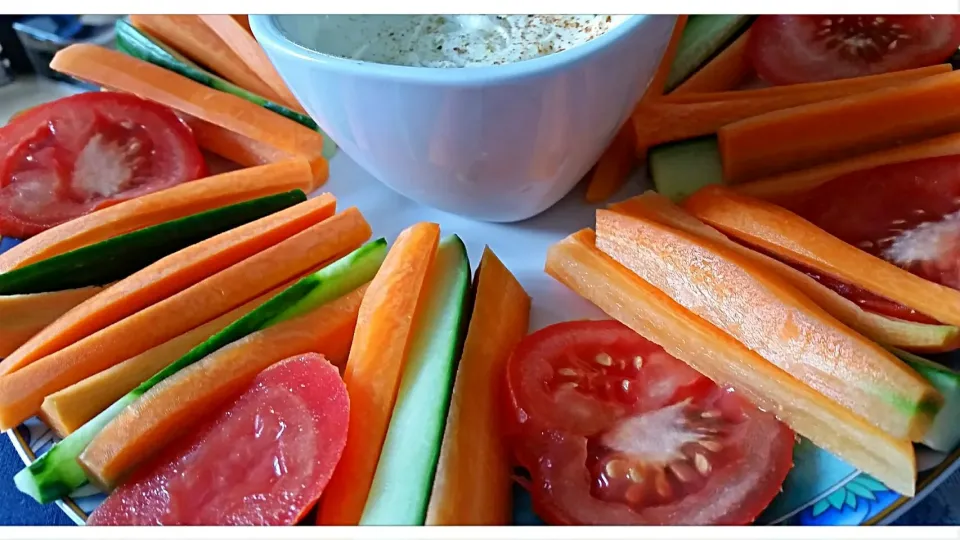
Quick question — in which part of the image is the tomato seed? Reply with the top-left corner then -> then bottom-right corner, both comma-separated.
594,353 -> 613,366
654,470 -> 672,498
694,453 -> 712,475
633,356 -> 644,370
700,410 -> 721,419
627,466 -> 643,483
620,380 -> 630,392
557,368 -> 577,377
700,440 -> 723,452
669,462 -> 694,483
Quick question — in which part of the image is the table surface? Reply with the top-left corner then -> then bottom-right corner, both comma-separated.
1,75 -> 959,527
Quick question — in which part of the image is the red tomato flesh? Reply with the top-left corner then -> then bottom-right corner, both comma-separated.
505,321 -> 795,525
784,154 -> 960,319
0,92 -> 207,238
87,354 -> 349,526
749,15 -> 960,85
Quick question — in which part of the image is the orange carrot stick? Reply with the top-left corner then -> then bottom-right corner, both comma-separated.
50,45 -> 327,184
684,186 -> 960,328
596,199 -> 939,441
425,247 -> 531,525
0,208 -> 370,430
583,123 -> 638,203
1,195 -> 336,375
197,15 -> 305,113
718,69 -> 960,183
39,284 -> 285,437
735,131 -> 960,203
78,284 -> 367,491
0,160 -> 317,273
634,64 -> 950,155
545,229 -> 917,496
619,193 -> 960,353
318,222 -> 440,525
0,287 -> 105,359
670,29 -> 753,95
130,15 -> 287,106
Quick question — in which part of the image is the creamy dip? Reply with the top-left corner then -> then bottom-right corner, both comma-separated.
290,15 -> 629,68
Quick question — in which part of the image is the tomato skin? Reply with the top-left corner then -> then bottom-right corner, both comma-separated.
504,320 -> 795,526
749,15 -> 960,85
0,92 -> 207,238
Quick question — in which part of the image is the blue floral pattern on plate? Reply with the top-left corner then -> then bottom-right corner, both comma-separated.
3,236 -> 960,526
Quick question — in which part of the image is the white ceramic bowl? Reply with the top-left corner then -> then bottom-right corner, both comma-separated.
252,15 -> 678,222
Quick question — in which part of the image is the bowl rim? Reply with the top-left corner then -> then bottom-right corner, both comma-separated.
250,14 -> 658,86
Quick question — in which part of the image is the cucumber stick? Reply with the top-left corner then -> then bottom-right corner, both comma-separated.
113,19 -> 337,160
14,238 -> 388,504
0,190 -> 305,295
649,137 -> 723,203
665,15 -> 753,92
361,235 -> 471,525
891,348 -> 960,453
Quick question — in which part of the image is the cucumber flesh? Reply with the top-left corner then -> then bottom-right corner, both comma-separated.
0,190 -> 306,295
649,137 -> 723,203
665,15 -> 753,92
891,348 -> 960,453
360,235 -> 471,525
114,19 -> 337,160
14,238 -> 388,504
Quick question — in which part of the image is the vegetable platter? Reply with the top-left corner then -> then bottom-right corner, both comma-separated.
4,14 -> 960,527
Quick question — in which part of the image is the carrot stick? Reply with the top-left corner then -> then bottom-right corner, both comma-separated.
231,15 -> 252,34
670,29 -> 753,95
178,113 -> 328,184
545,229 -> 917,496
0,194 -> 337,375
684,186 -> 960,328
620,193 -> 960,353
665,63 -> 949,104
0,208 -> 370,430
736,131 -> 960,202
130,15 -> 287,107
50,45 -> 327,184
78,284 -> 367,491
0,287 -> 104,359
583,124 -> 637,203
425,247 -> 531,525
39,284 -> 285,437
197,15 -> 305,113
0,160 -> 317,273
318,222 -> 440,525
719,69 -> 960,183
633,64 -> 950,155
596,199 -> 940,441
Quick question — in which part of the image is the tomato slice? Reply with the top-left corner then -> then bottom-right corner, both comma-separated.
786,155 -> 960,299
749,15 -> 960,85
504,320 -> 795,525
0,92 -> 207,238
87,354 -> 349,526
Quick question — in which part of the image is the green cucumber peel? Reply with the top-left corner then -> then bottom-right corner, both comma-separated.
14,238 -> 387,503
361,235 -> 471,525
114,19 -> 337,159
649,137 -> 723,203
665,15 -> 753,92
0,190 -> 305,295
890,347 -> 960,452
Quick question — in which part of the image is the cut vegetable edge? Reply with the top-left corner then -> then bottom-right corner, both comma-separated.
425,246 -> 531,526
891,348 -> 960,453
318,222 -> 441,526
669,27 -> 753,95
14,239 -> 387,502
0,190 -> 306,296
596,205 -> 941,441
0,159 -> 317,273
649,137 -> 723,203
664,15 -> 753,92
361,235 -> 472,525
544,229 -> 917,496
684,186 -> 960,329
